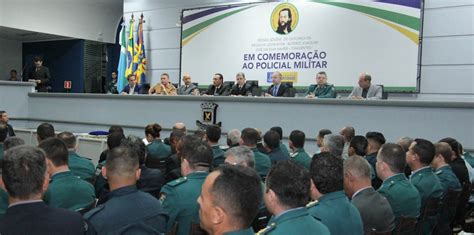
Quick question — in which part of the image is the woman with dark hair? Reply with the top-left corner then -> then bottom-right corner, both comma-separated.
145,123 -> 171,159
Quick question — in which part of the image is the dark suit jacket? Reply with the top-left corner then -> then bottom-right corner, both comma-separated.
352,187 -> 395,234
137,165 -> 165,198
230,83 -> 252,96
6,123 -> 15,137
268,147 -> 289,165
122,84 -> 142,94
0,201 -> 89,234
204,84 -> 230,96
29,66 -> 51,92
266,84 -> 289,97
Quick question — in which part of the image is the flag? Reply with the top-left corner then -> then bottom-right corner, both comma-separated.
117,23 -> 127,93
125,16 -> 135,79
134,14 -> 147,84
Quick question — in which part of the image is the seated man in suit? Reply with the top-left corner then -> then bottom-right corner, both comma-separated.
121,74 -> 141,95
0,146 -> 91,234
0,111 -> 15,137
28,56 -> 51,92
344,156 -> 395,234
203,73 -> 230,96
230,72 -> 252,96
84,146 -> 167,234
265,71 -> 289,97
177,74 -> 198,95
149,73 -> 177,95
305,71 -> 337,98
348,73 -> 382,100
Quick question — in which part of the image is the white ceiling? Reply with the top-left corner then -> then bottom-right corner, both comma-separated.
0,26 -> 71,42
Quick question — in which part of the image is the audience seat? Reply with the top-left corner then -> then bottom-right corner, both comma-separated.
139,83 -> 150,94
224,81 -> 235,88
433,189 -> 461,234
76,200 -> 97,215
417,197 -> 442,234
376,84 -> 388,99
395,216 -> 418,235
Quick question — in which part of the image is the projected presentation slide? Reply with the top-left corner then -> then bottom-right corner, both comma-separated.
181,1 -> 422,92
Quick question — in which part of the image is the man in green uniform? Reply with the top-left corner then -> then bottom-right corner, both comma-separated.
160,135 -> 212,235
57,132 -> 95,183
304,71 -> 337,98
432,142 -> 462,234
0,167 -> 8,217
224,146 -> 270,232
376,143 -> 421,228
84,146 -> 167,233
288,130 -> 311,169
240,128 -> 271,179
432,142 -> 462,193
270,127 -> 289,155
307,152 -> 363,234
38,138 -> 95,211
0,124 -> 6,160
206,125 -> 225,167
145,123 -> 172,159
199,165 -> 261,235
36,123 -> 55,144
406,139 -> 444,233
258,161 -> 329,235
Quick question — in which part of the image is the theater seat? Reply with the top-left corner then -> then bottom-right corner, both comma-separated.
139,83 -> 150,94
224,81 -> 235,88
376,84 -> 388,99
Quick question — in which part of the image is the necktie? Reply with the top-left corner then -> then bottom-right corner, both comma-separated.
273,85 -> 278,96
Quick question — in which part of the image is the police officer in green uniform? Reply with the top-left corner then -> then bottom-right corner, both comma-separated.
258,161 -> 329,235
198,165 -> 262,235
406,139 -> 444,233
57,132 -> 95,183
376,143 -> 421,228
432,142 -> 462,234
0,160 -> 7,217
288,130 -> 311,169
270,127 -> 289,155
84,147 -> 167,234
432,142 -> 462,193
206,125 -> 225,167
307,152 -> 363,234
0,123 -> 6,160
240,128 -> 271,179
145,123 -> 172,159
160,135 -> 212,235
304,71 -> 337,98
39,138 -> 95,211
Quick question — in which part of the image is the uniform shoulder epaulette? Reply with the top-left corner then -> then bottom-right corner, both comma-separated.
306,200 -> 319,208
167,177 -> 188,187
435,169 -> 443,175
256,222 -> 276,235
290,152 -> 298,158
83,204 -> 105,219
